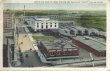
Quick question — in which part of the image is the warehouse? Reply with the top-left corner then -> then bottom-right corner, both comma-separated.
58,27 -> 72,38
46,27 -> 72,38
25,16 -> 59,32
37,40 -> 79,64
72,36 -> 106,57
74,26 -> 88,36
63,26 -> 88,36
67,26 -> 102,37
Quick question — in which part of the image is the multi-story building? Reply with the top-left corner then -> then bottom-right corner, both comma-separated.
3,11 -> 14,32
37,40 -> 79,65
3,33 -> 21,67
25,16 -> 59,32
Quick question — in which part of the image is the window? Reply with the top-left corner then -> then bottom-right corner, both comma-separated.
46,25 -> 48,29
50,52 -> 55,56
62,51 -> 67,55
50,25 -> 52,27
54,25 -> 56,27
57,51 -> 61,56
68,49 -> 73,51
41,25 -> 43,29
37,25 -> 39,27
37,23 -> 39,25
51,52 -> 54,55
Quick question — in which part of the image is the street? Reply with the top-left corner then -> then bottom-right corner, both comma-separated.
20,50 -> 47,67
17,28 -> 48,67
16,18 -> 48,67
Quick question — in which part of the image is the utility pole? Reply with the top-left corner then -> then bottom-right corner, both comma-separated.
12,7 -> 16,66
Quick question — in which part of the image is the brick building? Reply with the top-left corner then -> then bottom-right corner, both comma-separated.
3,11 -> 14,32
37,40 -> 79,64
72,36 -> 106,57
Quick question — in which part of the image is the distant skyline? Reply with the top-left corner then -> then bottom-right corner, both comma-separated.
4,2 -> 106,10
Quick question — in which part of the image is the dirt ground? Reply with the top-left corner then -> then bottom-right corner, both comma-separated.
18,34 -> 35,52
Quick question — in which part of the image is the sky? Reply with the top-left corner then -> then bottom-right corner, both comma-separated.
3,2 -> 106,10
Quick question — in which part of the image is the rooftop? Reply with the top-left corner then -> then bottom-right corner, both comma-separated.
75,26 -> 87,31
33,16 -> 50,21
25,16 -> 58,22
88,28 -> 99,33
3,33 -> 14,45
73,36 -> 106,51
40,40 -> 78,50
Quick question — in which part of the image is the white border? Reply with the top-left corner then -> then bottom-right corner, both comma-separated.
0,0 -> 109,71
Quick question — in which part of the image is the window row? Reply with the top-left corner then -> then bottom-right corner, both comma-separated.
49,51 -> 78,56
37,25 -> 57,28
37,23 -> 57,25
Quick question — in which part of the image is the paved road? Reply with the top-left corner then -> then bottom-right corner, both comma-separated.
17,29 -> 47,67
18,34 -> 48,67
16,20 -> 48,67
18,27 -> 26,34
20,51 -> 47,67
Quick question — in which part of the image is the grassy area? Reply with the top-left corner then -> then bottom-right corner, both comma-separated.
32,36 -> 57,41
74,14 -> 106,31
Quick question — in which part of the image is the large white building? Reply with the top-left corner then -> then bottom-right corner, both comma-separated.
25,16 -> 59,31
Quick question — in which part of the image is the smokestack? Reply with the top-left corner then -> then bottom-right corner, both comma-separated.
24,5 -> 25,17
23,5 -> 25,23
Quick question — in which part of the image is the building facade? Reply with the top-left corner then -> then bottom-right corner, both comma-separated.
72,36 -> 106,57
3,11 -> 14,32
37,40 -> 79,65
25,16 -> 59,31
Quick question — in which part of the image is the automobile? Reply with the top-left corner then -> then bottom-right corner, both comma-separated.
21,42 -> 23,44
25,54 -> 28,58
25,35 -> 27,37
30,48 -> 32,50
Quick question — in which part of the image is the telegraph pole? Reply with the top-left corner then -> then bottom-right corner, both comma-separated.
13,7 -> 17,66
